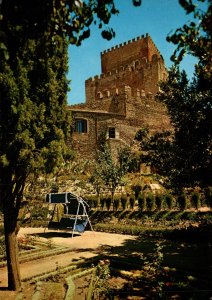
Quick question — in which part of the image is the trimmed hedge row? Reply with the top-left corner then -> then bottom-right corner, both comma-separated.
93,221 -> 212,241
85,190 -> 212,212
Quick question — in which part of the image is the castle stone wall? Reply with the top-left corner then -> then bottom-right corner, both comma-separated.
85,34 -> 167,105
69,34 -> 171,158
100,34 -> 161,73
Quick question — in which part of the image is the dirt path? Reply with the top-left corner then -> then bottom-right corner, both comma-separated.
18,227 -> 135,249
0,228 -> 135,288
0,250 -> 96,288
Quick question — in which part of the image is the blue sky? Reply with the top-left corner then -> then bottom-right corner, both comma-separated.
67,0 -> 206,105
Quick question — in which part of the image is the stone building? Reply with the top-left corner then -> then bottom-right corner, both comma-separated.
68,33 -> 170,157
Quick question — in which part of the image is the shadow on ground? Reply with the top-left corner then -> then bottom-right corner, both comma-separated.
32,231 -> 81,239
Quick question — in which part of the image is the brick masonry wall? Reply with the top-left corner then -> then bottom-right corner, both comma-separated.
85,37 -> 167,104
100,34 -> 161,73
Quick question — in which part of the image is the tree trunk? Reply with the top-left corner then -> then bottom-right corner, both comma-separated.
4,208 -> 21,291
111,188 -> 115,211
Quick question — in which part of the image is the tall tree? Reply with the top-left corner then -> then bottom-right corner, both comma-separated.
0,0 -> 141,290
93,145 -> 131,204
143,67 -> 211,189
141,0 -> 211,190
0,6 -> 70,291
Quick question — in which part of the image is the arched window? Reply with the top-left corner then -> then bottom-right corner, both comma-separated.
135,60 -> 140,68
75,119 -> 87,133
104,89 -> 110,97
97,91 -> 103,99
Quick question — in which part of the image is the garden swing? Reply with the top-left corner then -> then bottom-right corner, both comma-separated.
45,192 -> 93,237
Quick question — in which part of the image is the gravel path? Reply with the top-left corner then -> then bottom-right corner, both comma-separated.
18,227 -> 135,250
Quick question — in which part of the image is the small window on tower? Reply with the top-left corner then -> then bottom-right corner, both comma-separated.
105,90 -> 110,97
75,119 -> 87,134
97,91 -> 103,99
108,127 -> 116,139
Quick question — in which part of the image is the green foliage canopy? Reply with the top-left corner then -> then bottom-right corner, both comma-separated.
0,0 -> 141,290
0,21 -> 71,210
91,145 -> 132,198
139,0 -> 211,190
167,0 -> 211,77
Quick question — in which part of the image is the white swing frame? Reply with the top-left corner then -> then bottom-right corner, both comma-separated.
46,192 -> 93,237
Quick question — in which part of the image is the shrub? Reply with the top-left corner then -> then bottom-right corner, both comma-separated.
164,194 -> 174,210
190,192 -> 201,210
155,194 -> 164,211
31,206 -> 49,220
105,196 -> 112,211
132,184 -> 142,200
100,196 -> 105,210
86,259 -> 110,299
92,198 -> 98,210
50,183 -> 59,193
113,196 -> 120,211
138,192 -> 146,211
177,193 -> 188,211
205,187 -> 212,209
86,195 -> 98,209
146,193 -> 155,211
120,194 -> 128,210
129,195 -> 135,210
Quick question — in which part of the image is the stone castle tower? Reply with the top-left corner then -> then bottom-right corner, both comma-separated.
69,33 -> 170,157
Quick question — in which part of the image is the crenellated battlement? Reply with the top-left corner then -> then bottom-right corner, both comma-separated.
85,54 -> 163,84
84,34 -> 167,105
85,84 -> 150,103
100,33 -> 148,55
100,33 -> 164,75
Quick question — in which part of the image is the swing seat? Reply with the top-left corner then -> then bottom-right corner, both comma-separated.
59,217 -> 88,233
